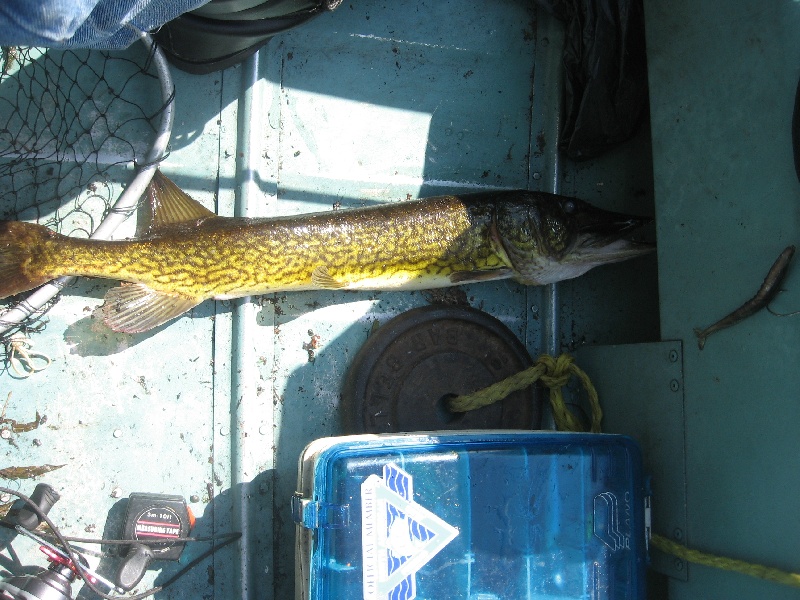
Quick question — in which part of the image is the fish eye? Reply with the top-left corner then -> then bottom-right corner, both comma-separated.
562,200 -> 576,214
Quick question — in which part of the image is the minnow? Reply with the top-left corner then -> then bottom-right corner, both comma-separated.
694,245 -> 796,350
0,171 -> 653,333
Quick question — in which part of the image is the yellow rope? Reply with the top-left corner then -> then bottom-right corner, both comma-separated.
447,353 -> 602,433
447,353 -> 800,589
651,534 -> 800,588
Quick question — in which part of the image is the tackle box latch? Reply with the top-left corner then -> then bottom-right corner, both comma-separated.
292,493 -> 350,529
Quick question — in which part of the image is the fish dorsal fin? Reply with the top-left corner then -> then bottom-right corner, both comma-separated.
142,170 -> 217,235
312,265 -> 347,289
100,283 -> 201,333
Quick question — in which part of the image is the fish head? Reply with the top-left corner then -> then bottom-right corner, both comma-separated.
494,192 -> 654,285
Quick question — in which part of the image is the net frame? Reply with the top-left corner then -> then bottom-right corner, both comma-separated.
0,30 -> 175,338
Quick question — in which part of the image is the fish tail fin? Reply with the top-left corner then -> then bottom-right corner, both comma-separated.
0,220 -> 56,299
693,327 -> 707,350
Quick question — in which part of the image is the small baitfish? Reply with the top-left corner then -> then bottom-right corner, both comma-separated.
694,245 -> 795,349
0,172 -> 653,333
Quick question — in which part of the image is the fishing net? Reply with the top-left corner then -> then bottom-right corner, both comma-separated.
0,34 -> 174,368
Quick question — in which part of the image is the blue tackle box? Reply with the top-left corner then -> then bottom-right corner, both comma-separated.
293,431 -> 648,600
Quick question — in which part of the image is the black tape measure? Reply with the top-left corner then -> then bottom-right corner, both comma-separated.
116,493 -> 195,591
122,493 -> 195,560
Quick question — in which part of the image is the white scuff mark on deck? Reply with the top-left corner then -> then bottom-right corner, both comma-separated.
290,169 -> 512,195
349,33 -> 469,52
313,388 -> 341,408
421,178 -> 510,190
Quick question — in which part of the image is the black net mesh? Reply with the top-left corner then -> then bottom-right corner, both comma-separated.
0,42 -> 170,357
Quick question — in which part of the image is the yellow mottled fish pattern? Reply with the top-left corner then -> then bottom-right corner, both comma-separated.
0,171 -> 652,332
30,196 -> 507,299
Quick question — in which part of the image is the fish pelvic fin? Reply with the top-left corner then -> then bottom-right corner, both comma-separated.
141,170 -> 218,236
99,283 -> 201,333
311,265 -> 347,289
0,220 -> 56,299
449,267 -> 514,285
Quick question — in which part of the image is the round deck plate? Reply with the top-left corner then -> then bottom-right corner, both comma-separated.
342,305 -> 542,433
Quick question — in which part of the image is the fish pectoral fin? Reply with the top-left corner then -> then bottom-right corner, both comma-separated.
311,265 -> 347,290
449,267 -> 514,285
141,170 -> 218,236
99,283 -> 201,333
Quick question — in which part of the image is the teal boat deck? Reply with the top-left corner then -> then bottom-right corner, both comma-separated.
642,2 -> 800,598
0,0 -> 798,598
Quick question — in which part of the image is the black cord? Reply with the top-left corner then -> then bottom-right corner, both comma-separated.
59,533 -> 241,545
121,531 -> 241,600
147,532 -> 240,591
0,486 -> 241,600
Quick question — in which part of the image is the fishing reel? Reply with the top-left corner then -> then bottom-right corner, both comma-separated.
0,484 -> 238,600
0,483 -> 87,600
0,544 -> 87,600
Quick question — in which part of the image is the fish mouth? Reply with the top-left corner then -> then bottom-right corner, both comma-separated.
573,205 -> 654,263
571,237 -> 655,266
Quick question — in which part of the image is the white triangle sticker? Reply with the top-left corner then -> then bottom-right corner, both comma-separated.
361,464 -> 459,600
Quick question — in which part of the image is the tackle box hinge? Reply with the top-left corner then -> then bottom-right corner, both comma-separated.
292,493 -> 350,529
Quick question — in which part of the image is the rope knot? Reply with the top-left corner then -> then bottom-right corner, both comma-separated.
447,353 -> 602,433
535,353 -> 573,389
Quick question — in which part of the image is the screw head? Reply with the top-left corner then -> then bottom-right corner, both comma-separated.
669,349 -> 679,362
670,379 -> 680,392
673,528 -> 683,541
190,494 -> 200,503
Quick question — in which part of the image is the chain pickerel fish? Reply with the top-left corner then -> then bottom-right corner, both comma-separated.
0,171 -> 653,333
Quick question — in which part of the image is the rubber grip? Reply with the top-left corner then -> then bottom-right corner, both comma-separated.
115,543 -> 155,591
